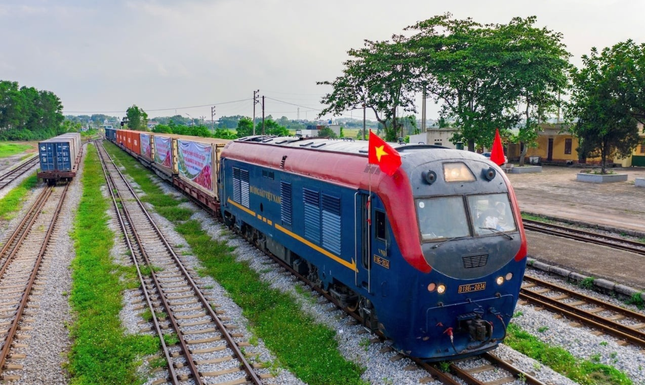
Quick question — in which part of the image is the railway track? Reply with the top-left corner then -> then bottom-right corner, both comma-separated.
96,142 -> 265,385
523,219 -> 645,255
0,183 -> 69,381
520,274 -> 645,349
0,156 -> 38,191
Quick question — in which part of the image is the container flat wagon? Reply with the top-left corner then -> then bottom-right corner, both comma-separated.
38,132 -> 83,184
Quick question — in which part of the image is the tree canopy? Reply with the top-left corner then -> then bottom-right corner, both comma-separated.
319,14 -> 572,152
0,80 -> 65,140
567,40 -> 645,173
318,36 -> 419,141
125,105 -> 148,131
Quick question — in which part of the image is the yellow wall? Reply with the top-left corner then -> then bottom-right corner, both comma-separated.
525,135 -> 580,162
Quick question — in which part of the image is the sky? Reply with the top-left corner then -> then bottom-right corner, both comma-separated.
2,0 -> 644,123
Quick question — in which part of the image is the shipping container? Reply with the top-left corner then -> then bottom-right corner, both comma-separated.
124,130 -> 141,155
140,133 -> 154,161
150,134 -> 177,177
38,132 -> 82,183
105,127 -> 116,141
175,137 -> 229,199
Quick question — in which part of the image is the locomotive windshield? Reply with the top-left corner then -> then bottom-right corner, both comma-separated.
468,194 -> 517,235
416,193 -> 516,241
417,196 -> 470,241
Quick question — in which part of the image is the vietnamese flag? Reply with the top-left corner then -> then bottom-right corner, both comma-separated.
490,128 -> 506,166
368,130 -> 401,176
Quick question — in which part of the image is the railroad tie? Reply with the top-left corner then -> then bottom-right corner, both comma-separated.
486,376 -> 516,385
466,364 -> 495,374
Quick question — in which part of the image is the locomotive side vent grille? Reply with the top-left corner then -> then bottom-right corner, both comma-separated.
233,167 -> 241,204
280,182 -> 292,225
321,194 -> 341,255
463,254 -> 488,269
303,188 -> 321,244
240,169 -> 250,208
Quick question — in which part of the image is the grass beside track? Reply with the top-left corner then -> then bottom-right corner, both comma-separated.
68,144 -> 158,384
0,173 -> 38,220
506,322 -> 632,385
0,142 -> 31,158
104,141 -> 366,385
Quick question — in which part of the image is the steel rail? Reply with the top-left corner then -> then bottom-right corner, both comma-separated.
100,141 -> 263,385
523,219 -> 645,256
0,183 -> 69,377
524,275 -> 645,321
0,187 -> 52,279
519,290 -> 645,348
0,156 -> 38,190
95,142 -> 182,384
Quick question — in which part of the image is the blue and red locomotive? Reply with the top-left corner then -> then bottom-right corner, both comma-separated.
218,136 -> 527,361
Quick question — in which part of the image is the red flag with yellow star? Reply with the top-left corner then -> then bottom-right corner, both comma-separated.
368,130 -> 401,176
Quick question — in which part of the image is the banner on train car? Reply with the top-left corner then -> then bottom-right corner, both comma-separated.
141,134 -> 152,159
178,140 -> 213,190
154,136 -> 172,168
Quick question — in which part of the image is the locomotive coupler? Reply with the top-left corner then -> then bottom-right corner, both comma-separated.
466,318 -> 492,341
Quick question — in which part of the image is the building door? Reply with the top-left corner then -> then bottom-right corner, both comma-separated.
547,138 -> 554,161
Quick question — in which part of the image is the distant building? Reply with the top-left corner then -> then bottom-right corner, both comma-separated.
409,129 -> 462,149
296,129 -> 319,138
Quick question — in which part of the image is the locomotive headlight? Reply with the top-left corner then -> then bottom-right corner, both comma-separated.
505,272 -> 513,281
437,284 -> 446,294
427,283 -> 436,292
496,276 -> 505,285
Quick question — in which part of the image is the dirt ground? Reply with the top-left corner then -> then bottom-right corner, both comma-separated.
507,166 -> 645,234
507,166 -> 645,290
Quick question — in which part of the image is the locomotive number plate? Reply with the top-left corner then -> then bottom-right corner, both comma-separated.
373,255 -> 390,269
458,282 -> 486,293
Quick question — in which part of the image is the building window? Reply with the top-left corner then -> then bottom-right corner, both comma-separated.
640,143 -> 645,154
564,139 -> 572,155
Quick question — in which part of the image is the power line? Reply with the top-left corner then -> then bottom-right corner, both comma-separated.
264,96 -> 323,112
64,98 -> 251,114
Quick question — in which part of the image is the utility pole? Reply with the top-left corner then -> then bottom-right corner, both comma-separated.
261,95 -> 266,135
211,106 -> 216,132
421,86 -> 427,132
253,90 -> 259,135
362,102 -> 366,140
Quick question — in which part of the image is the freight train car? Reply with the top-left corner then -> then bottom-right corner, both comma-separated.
109,129 -> 229,211
105,127 -> 116,142
38,132 -> 82,184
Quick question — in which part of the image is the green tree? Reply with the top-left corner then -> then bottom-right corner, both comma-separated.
318,126 -> 337,138
217,115 -> 244,129
318,35 -> 419,141
497,17 -> 571,166
567,40 -> 644,173
125,105 -> 148,131
153,124 -> 172,134
236,117 -> 254,137
0,80 -> 64,140
406,14 -> 520,151
264,118 -> 289,136
213,127 -> 237,139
